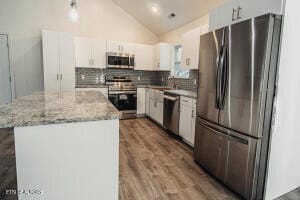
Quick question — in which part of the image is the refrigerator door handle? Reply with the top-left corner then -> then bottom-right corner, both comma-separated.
220,45 -> 229,110
216,46 -> 224,109
199,121 -> 249,145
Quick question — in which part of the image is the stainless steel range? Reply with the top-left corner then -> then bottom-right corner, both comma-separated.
106,76 -> 137,119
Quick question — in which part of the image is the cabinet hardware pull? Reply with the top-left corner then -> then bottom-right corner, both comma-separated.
232,8 -> 237,21
60,74 -> 63,80
237,6 -> 242,19
57,74 -> 59,80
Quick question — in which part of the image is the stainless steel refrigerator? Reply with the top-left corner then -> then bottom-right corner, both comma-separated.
194,14 -> 282,200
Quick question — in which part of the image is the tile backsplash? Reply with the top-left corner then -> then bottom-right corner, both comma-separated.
159,69 -> 199,92
76,68 -> 199,92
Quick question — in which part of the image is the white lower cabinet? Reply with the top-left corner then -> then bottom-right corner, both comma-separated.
75,88 -> 108,98
179,96 -> 197,146
145,88 -> 150,116
137,88 -> 146,115
148,89 -> 164,125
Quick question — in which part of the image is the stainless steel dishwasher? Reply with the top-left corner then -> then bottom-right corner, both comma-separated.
163,92 -> 180,135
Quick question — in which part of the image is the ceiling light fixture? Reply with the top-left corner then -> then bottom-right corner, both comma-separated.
168,13 -> 176,19
69,0 -> 79,22
151,6 -> 159,14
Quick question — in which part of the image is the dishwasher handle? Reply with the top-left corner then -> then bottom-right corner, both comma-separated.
163,95 -> 178,101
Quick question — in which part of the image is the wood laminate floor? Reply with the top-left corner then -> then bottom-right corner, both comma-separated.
0,128 -> 18,200
119,118 -> 240,200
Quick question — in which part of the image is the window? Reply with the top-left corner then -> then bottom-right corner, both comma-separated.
172,45 -> 189,78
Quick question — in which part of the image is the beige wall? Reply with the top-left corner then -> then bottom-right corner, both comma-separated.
0,0 -> 159,97
159,14 -> 209,43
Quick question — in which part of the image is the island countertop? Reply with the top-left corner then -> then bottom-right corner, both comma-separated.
0,91 -> 120,128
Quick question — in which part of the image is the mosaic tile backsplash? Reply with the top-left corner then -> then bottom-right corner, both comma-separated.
76,68 -> 199,92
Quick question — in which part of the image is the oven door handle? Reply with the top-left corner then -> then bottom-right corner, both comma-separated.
109,91 -> 137,95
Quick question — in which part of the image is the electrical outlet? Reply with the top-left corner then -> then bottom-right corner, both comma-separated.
81,75 -> 85,80
194,79 -> 197,85
138,76 -> 141,81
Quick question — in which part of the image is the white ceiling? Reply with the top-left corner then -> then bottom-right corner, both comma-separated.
112,0 -> 226,35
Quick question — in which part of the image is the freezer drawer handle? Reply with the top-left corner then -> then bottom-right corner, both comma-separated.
163,95 -> 178,101
199,122 -> 248,145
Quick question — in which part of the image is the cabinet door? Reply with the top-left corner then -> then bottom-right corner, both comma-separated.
106,40 -> 120,53
152,44 -> 160,70
91,39 -> 106,68
149,99 -> 163,125
145,89 -> 150,115
122,42 -> 135,54
181,27 -> 201,70
179,104 -> 192,142
237,0 -> 283,23
42,30 -> 60,92
191,108 -> 196,146
137,88 -> 146,115
159,43 -> 171,71
135,44 -> 153,70
209,0 -> 238,31
156,102 -> 164,125
74,37 -> 91,68
59,32 -> 75,92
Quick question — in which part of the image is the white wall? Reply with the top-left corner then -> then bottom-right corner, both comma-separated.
265,1 -> 300,199
159,14 -> 209,43
0,0 -> 159,97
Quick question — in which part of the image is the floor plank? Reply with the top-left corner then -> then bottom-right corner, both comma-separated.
0,128 -> 18,200
119,118 -> 240,200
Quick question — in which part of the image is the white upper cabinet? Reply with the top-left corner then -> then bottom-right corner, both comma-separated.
134,44 -> 154,71
42,30 -> 75,93
153,43 -> 171,71
75,37 -> 106,68
106,40 -> 135,54
209,0 -> 284,31
91,39 -> 106,68
209,0 -> 238,31
181,27 -> 201,70
42,30 -> 61,93
59,32 -> 76,92
181,25 -> 209,70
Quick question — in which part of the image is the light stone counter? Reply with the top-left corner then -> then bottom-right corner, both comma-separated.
0,91 -> 119,128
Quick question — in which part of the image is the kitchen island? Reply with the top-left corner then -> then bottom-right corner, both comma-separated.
0,91 -> 119,200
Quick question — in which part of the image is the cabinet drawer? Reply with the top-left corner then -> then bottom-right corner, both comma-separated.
180,96 -> 193,107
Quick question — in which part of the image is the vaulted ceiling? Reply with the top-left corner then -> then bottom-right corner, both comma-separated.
112,0 -> 226,35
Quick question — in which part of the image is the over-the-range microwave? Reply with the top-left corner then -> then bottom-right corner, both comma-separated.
106,52 -> 135,69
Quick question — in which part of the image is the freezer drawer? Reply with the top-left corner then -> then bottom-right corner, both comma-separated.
194,117 -> 260,200
194,119 -> 227,182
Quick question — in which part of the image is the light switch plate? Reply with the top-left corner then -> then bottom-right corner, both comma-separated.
81,75 -> 85,80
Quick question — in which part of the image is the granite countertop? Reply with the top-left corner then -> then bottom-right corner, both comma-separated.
165,90 -> 197,98
137,85 -> 171,89
76,84 -> 108,88
0,91 -> 119,128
